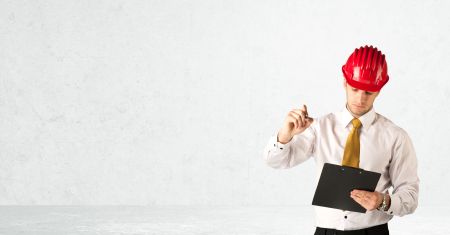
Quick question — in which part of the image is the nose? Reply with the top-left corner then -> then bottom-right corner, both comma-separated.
355,91 -> 366,105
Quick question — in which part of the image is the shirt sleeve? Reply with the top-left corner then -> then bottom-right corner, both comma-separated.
384,130 -> 419,217
263,124 -> 316,169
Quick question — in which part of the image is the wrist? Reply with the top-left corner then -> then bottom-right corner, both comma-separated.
385,194 -> 391,210
277,132 -> 292,144
377,193 -> 390,211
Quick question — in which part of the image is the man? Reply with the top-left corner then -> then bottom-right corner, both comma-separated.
263,45 -> 419,234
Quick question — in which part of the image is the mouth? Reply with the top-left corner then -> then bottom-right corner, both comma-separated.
352,104 -> 366,109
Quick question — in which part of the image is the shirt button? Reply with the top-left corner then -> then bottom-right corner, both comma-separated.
344,216 -> 347,219
280,147 -> 283,150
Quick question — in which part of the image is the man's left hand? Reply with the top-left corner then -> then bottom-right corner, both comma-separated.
350,189 -> 383,211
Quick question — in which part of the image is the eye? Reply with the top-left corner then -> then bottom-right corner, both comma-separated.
352,88 -> 358,92
365,91 -> 374,95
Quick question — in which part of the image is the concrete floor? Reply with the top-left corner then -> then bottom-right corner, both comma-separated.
0,206 -> 447,234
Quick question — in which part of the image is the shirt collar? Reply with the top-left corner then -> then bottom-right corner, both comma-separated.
340,105 -> 376,130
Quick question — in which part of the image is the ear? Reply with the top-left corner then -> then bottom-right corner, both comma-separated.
343,78 -> 347,89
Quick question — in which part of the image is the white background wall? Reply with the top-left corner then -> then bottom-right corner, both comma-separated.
0,0 -> 449,206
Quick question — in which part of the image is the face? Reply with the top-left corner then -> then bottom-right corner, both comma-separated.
344,80 -> 379,118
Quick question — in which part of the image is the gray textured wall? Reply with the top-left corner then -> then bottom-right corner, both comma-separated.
0,0 -> 449,205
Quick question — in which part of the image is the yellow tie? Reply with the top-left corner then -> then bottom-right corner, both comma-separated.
342,118 -> 362,168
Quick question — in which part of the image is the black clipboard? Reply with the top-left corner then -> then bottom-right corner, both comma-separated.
312,163 -> 381,213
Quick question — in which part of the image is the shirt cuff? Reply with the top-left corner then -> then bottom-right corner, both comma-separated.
383,194 -> 398,216
271,134 -> 293,151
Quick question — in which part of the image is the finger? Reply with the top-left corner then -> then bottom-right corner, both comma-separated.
352,191 -> 378,210
356,190 -> 373,200
291,110 -> 306,127
359,193 -> 368,200
350,194 -> 364,205
287,113 -> 295,129
297,113 -> 305,127
351,190 -> 367,200
351,195 -> 369,209
294,114 -> 300,129
288,113 -> 301,129
294,116 -> 298,129
290,112 -> 304,127
351,192 -> 363,200
297,107 -> 307,118
288,114 -> 297,129
352,189 -> 364,195
298,106 -> 313,124
364,193 -> 374,200
291,109 -> 304,117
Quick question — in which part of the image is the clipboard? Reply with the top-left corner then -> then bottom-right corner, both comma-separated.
312,163 -> 381,213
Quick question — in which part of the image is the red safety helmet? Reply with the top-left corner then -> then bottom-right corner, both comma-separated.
342,45 -> 389,92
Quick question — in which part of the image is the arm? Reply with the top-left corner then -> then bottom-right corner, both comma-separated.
263,105 -> 316,169
384,130 -> 419,216
350,130 -> 420,215
350,130 -> 419,216
263,128 -> 316,169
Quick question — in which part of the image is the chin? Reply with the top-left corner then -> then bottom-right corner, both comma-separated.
350,107 -> 368,116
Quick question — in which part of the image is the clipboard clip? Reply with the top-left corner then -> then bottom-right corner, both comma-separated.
340,167 -> 363,174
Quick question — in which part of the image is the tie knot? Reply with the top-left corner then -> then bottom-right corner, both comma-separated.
352,118 -> 362,129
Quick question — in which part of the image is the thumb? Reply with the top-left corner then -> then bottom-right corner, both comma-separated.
306,116 -> 314,124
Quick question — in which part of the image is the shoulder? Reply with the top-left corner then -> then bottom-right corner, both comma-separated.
374,113 -> 411,140
309,112 -> 339,131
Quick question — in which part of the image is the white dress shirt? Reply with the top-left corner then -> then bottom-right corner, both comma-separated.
263,107 -> 419,230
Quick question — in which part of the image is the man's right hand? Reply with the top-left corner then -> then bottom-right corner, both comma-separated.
277,104 -> 314,144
